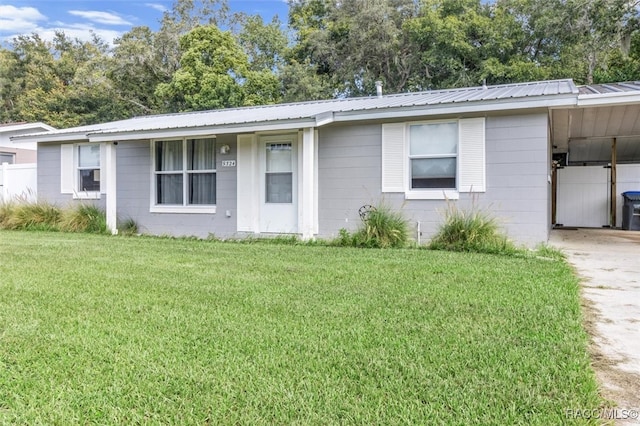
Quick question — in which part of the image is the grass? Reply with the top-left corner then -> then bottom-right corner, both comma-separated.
0,231 -> 603,424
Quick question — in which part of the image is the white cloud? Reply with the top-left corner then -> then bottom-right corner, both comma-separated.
1,22 -> 125,47
68,10 -> 132,26
37,24 -> 124,45
145,3 -> 168,13
0,5 -> 47,33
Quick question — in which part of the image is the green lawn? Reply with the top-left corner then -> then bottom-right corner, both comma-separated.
0,231 -> 603,424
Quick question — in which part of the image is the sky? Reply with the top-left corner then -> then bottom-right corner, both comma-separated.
0,0 -> 289,47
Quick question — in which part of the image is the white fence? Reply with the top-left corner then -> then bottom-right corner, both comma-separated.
557,164 -> 640,228
0,162 -> 37,203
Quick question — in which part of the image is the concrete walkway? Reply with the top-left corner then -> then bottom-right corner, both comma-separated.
550,229 -> 640,424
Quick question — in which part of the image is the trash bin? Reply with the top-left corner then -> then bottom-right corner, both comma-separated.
621,191 -> 640,231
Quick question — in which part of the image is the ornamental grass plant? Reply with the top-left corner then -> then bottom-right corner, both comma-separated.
429,200 -> 517,255
0,201 -> 107,234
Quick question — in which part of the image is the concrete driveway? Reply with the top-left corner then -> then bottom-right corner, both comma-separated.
550,229 -> 640,424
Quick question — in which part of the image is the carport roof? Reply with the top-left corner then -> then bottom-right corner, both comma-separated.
578,81 -> 640,95
553,81 -> 640,164
12,79 -> 578,143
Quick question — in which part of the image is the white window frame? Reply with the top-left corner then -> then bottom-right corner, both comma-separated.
76,144 -> 101,198
264,141 -> 294,204
61,143 -> 103,200
150,137 -> 217,214
406,119 -> 459,200
382,117 -> 485,200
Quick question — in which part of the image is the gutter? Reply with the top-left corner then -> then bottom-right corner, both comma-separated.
86,119 -> 317,142
578,91 -> 640,107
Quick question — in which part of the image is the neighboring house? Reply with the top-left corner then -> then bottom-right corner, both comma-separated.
0,122 -> 55,164
1,122 -> 55,202
12,80 -> 640,245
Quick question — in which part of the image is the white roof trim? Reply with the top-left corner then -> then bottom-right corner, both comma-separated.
0,122 -> 55,134
15,132 -> 90,144
87,119 -> 316,142
578,91 -> 640,107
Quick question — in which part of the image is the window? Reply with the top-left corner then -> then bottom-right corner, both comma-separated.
60,144 -> 103,198
154,138 -> 216,207
0,152 -> 15,164
381,118 -> 485,199
77,144 -> 101,191
265,142 -> 292,203
409,122 -> 458,189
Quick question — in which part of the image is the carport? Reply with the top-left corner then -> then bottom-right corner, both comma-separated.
551,82 -> 640,229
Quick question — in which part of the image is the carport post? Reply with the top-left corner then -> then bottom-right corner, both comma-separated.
611,137 -> 617,228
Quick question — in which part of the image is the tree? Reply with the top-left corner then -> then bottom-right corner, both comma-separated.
288,0 -> 420,96
278,59 -> 333,102
8,32 -> 133,127
155,25 -> 280,111
109,26 -> 165,114
0,48 -> 22,122
237,15 -> 288,72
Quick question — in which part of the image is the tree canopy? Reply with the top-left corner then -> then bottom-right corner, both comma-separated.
1,0 -> 639,127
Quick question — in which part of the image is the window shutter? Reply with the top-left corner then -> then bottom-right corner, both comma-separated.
100,143 -> 107,193
381,123 -> 405,192
60,144 -> 74,194
458,118 -> 486,193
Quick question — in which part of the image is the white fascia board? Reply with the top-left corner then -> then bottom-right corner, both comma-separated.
314,111 -> 334,126
87,119 -> 317,142
1,122 -> 56,134
12,132 -> 90,144
578,92 -> 640,107
332,95 -> 578,122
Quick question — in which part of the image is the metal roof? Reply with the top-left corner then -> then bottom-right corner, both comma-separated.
13,79 -> 578,142
578,81 -> 640,95
0,122 -> 55,133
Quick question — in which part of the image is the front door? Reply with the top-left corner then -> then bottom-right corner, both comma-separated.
259,135 -> 298,233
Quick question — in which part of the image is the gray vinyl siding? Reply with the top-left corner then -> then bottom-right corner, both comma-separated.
37,143 -> 105,209
115,135 -> 237,238
317,113 -> 550,246
317,124 -> 384,234
484,114 -> 550,245
37,114 -> 549,245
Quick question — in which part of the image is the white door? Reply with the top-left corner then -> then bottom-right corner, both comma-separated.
557,166 -> 609,227
259,135 -> 298,233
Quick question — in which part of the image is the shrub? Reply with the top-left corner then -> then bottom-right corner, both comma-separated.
119,218 -> 139,236
332,228 -> 354,247
348,205 -> 409,248
59,204 -> 107,234
429,201 -> 516,254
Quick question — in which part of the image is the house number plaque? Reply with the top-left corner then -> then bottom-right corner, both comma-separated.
221,160 -> 236,167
